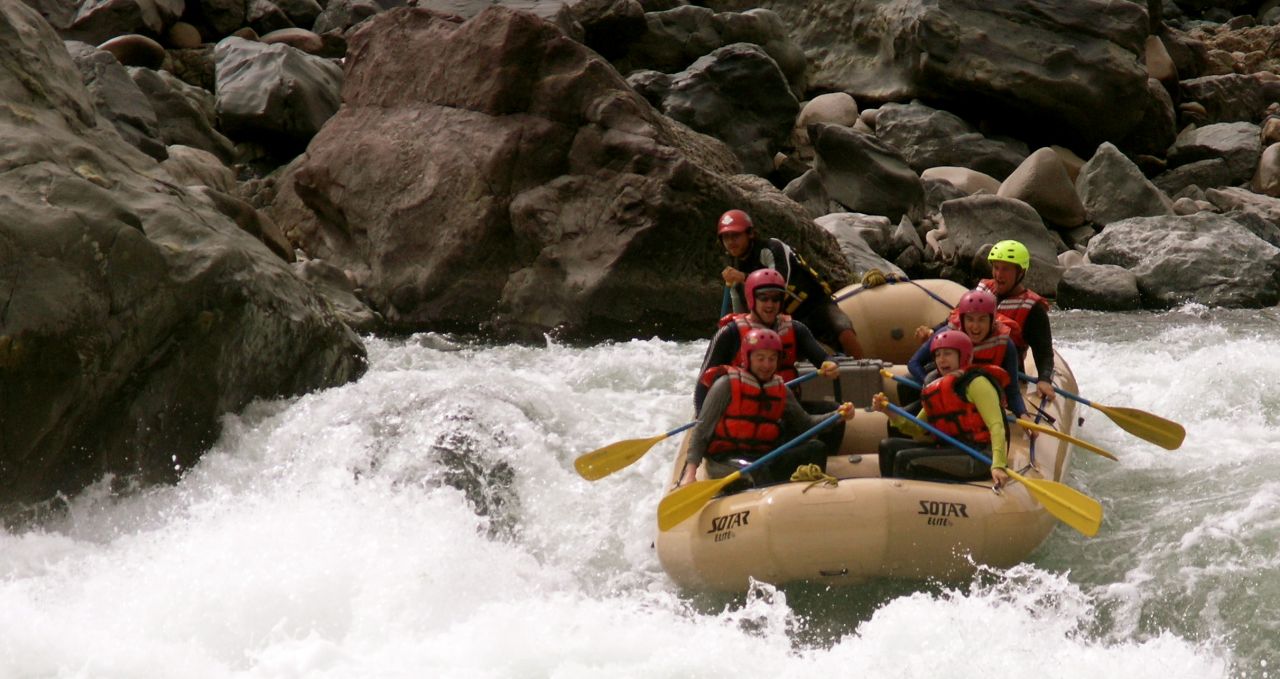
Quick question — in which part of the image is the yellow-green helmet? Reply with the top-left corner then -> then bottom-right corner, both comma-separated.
988,240 -> 1031,271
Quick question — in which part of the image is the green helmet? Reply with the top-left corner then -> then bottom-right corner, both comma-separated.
988,240 -> 1031,271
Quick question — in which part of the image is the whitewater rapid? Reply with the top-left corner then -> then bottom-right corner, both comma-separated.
3,307 -> 1277,678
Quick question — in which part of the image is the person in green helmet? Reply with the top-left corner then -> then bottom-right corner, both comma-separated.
976,240 -> 1055,402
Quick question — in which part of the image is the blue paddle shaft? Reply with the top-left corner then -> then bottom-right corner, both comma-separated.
738,411 -> 843,476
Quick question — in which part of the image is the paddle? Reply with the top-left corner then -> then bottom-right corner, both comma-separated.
657,411 -> 845,531
881,370 -> 1117,461
1017,373 -> 1185,450
882,402 -> 1102,537
574,371 -> 821,481
720,283 -> 732,317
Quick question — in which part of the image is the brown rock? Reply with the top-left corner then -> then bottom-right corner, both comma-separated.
168,21 -> 203,49
261,27 -> 325,55
97,33 -> 166,69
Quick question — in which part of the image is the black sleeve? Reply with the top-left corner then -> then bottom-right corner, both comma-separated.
1023,304 -> 1055,382
694,325 -> 741,415
791,321 -> 832,368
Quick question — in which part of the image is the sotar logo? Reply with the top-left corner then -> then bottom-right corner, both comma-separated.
918,500 -> 968,527
707,510 -> 750,534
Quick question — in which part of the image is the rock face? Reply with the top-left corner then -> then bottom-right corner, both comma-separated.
701,0 -> 1153,152
0,1 -> 367,508
269,7 -> 849,340
1088,213 -> 1280,308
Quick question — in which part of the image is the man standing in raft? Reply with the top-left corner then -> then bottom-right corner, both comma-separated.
716,209 -> 864,359
680,328 -> 856,489
979,239 -> 1056,403
694,268 -> 838,415
872,330 -> 1010,487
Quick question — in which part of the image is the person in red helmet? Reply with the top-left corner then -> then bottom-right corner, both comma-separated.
871,330 -> 1011,487
694,268 -> 839,414
906,289 -> 1026,418
680,328 -> 856,489
716,209 -> 864,359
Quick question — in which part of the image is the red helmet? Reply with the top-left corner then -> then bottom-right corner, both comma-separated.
717,209 -> 753,236
930,329 -> 973,368
744,268 -> 787,312
956,290 -> 997,318
743,327 -> 783,356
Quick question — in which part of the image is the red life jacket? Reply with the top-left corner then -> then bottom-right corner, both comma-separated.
919,365 -> 1010,446
976,279 -> 1046,355
706,366 -> 787,458
713,313 -> 800,383
945,310 -> 1019,367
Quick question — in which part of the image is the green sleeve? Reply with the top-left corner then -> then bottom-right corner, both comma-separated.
964,377 -> 1008,468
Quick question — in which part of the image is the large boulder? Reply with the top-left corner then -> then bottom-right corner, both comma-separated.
0,1 -> 366,508
268,7 -> 849,340
1076,142 -> 1175,226
701,0 -> 1153,152
214,36 -> 344,150
629,42 -> 798,176
872,101 -> 1027,180
1087,212 -> 1280,308
810,123 -> 925,223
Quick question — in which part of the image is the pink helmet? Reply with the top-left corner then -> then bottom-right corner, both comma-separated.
744,268 -> 786,312
930,329 -> 973,368
956,290 -> 997,318
743,327 -> 783,356
717,209 -> 753,236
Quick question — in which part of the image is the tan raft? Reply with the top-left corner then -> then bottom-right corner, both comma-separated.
655,278 -> 1079,591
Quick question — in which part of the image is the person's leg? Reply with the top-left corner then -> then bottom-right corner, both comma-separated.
877,437 -> 920,478
758,439 -> 829,485
895,445 -> 989,481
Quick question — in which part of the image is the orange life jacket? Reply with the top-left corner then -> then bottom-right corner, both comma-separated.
706,366 -> 787,458
919,365 -> 1010,446
713,313 -> 800,383
976,279 -> 1046,355
945,310 -> 1019,368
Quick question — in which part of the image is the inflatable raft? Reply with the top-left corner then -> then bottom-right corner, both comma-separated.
655,278 -> 1081,591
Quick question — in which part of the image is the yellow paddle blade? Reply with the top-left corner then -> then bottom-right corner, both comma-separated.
1007,469 -> 1102,537
657,472 -> 741,531
1096,404 -> 1185,450
574,434 -> 668,481
1015,419 -> 1118,461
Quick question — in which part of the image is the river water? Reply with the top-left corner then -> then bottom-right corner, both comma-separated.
1,306 -> 1277,678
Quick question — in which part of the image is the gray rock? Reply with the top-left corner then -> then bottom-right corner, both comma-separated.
811,123 -> 925,223
129,66 -> 237,163
1,0 -> 365,507
614,5 -> 805,96
1168,121 -> 1263,185
64,40 -> 167,161
1076,142 -> 1174,226
1088,212 -> 1280,307
648,42 -> 798,176
1154,157 -> 1235,195
873,101 -> 1027,180
814,213 -> 906,279
214,36 -> 343,147
1179,73 -> 1280,125
1056,263 -> 1142,310
700,0 -> 1152,151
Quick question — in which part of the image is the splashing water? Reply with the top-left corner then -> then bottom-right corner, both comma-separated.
3,308 -> 1275,678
